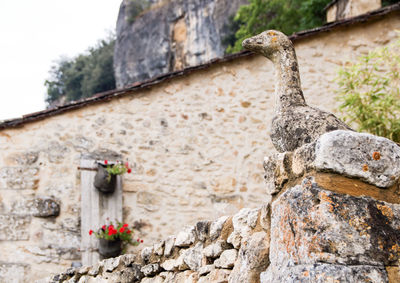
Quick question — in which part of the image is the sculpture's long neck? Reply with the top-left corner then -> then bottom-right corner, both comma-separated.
270,46 -> 306,112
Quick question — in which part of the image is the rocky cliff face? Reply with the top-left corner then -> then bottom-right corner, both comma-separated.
114,0 -> 248,88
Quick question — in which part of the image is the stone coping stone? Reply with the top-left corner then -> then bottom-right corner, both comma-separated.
315,130 -> 400,188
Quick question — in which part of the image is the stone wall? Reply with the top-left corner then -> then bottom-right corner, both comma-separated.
0,11 -> 399,282
42,130 -> 400,282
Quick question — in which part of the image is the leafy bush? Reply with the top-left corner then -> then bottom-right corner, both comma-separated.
226,0 -> 331,53
336,35 -> 400,142
45,35 -> 116,106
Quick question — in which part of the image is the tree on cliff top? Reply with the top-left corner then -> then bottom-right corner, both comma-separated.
225,0 -> 332,53
45,36 -> 116,107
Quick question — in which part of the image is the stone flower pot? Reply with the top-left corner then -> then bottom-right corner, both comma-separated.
98,238 -> 122,258
93,164 -> 116,194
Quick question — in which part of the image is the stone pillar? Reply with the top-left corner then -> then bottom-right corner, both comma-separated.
262,130 -> 400,282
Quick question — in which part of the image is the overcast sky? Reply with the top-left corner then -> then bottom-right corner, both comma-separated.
0,0 -> 121,121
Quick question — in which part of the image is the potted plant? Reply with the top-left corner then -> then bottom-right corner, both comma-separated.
94,160 -> 132,194
89,222 -> 143,258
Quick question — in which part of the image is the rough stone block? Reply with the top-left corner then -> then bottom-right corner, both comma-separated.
203,240 -> 225,258
214,249 -> 237,269
183,242 -> 203,271
314,130 -> 400,188
0,262 -> 28,283
227,208 -> 259,249
270,178 -> 400,268
209,216 -> 229,241
141,263 -> 161,277
195,220 -> 210,242
175,226 -> 196,247
0,167 -> 39,190
261,263 -> 388,283
0,215 -> 31,240
10,197 -> 60,217
228,231 -> 270,283
198,268 -> 231,283
164,236 -> 176,257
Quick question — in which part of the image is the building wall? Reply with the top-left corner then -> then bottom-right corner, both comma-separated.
0,13 -> 399,281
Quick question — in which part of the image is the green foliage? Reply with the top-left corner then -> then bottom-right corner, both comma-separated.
382,0 -> 399,7
226,0 -> 331,53
336,35 -> 400,142
127,0 -> 150,23
45,35 -> 116,106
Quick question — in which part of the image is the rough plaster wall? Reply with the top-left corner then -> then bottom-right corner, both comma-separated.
0,14 -> 399,281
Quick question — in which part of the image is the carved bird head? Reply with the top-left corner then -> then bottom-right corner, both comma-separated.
242,30 -> 293,59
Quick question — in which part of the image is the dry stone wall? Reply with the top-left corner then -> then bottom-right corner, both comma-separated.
44,130 -> 400,283
0,11 -> 399,282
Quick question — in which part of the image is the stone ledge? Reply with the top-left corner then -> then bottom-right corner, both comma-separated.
269,178 -> 400,268
265,130 -> 400,198
261,263 -> 389,283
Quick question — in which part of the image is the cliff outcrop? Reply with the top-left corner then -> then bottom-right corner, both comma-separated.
114,0 -> 248,88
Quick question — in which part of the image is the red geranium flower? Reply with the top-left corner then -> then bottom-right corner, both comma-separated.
127,168 -> 132,173
104,160 -> 108,165
102,225 -> 106,230
123,223 -> 129,228
119,227 -> 125,233
127,230 -> 131,234
89,230 -> 93,235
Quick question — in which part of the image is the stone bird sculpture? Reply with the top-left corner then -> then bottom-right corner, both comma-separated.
242,30 -> 351,152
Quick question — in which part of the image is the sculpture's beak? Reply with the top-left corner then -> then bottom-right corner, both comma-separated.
242,38 -> 252,49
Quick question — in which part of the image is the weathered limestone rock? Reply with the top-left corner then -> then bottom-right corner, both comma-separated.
164,236 -> 176,257
242,30 -> 351,153
266,130 -> 400,196
198,264 -> 215,276
153,240 -> 165,256
31,197 -> 60,217
103,257 -> 121,272
0,262 -> 28,283
263,152 -> 290,194
203,240 -> 226,258
183,242 -> 203,271
0,166 -> 39,190
261,263 -> 389,283
314,130 -> 400,188
227,208 -> 259,249
265,177 -> 400,280
214,249 -> 237,269
195,220 -> 210,242
209,215 -> 229,241
10,197 -> 60,217
161,249 -> 189,272
141,263 -> 161,277
114,0 -> 248,87
0,215 -> 31,240
228,231 -> 270,283
198,268 -> 231,283
175,226 -> 196,247
141,246 -> 159,264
